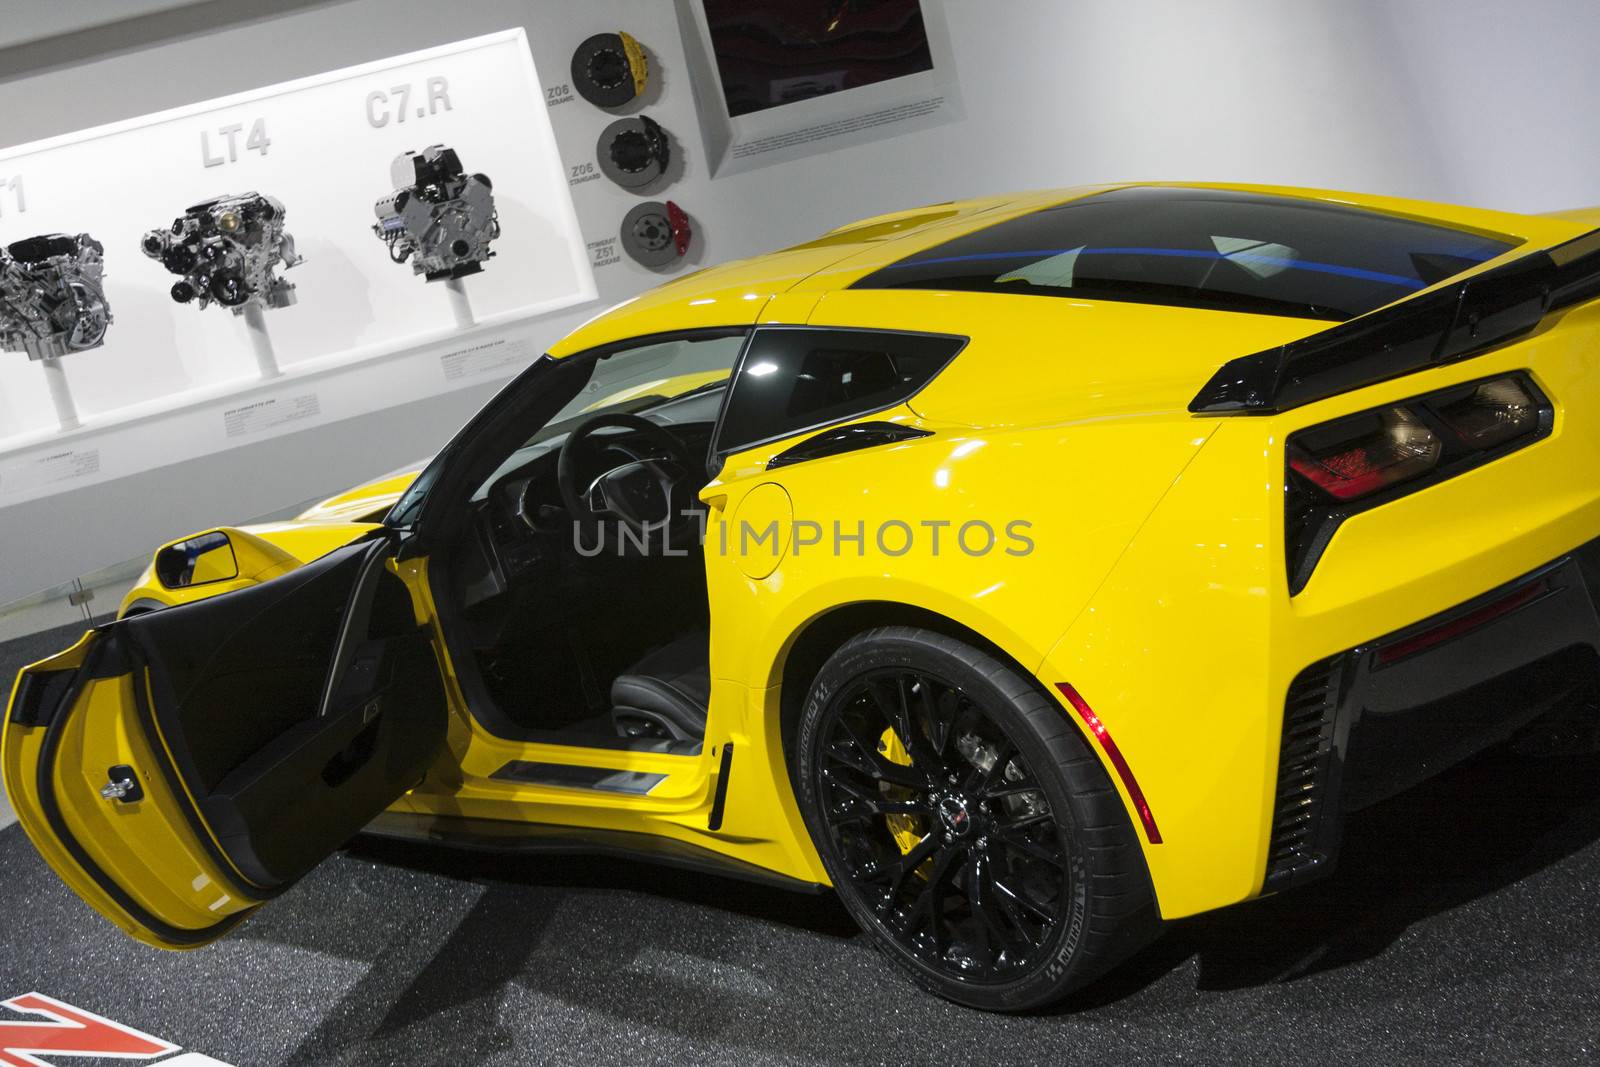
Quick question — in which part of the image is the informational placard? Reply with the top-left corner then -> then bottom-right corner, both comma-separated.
0,29 -> 595,446
674,0 -> 962,177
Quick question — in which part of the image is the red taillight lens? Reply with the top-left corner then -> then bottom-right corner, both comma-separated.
1288,374 -> 1544,503
1284,372 -> 1548,594
1288,405 -> 1442,501
1375,577 -> 1549,666
1431,376 -> 1541,449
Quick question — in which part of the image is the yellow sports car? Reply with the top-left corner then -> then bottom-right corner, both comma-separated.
8,182 -> 1600,1011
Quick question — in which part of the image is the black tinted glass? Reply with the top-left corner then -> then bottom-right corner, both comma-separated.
853,186 -> 1519,322
701,0 -> 935,118
716,328 -> 963,455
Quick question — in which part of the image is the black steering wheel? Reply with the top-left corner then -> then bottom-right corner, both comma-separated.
555,412 -> 698,540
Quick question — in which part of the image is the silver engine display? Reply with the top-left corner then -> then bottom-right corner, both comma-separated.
373,145 -> 499,282
0,233 -> 114,361
142,192 -> 302,314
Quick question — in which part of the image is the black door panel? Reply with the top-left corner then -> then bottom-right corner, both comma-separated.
202,627 -> 444,886
133,544 -> 367,792
120,539 -> 447,891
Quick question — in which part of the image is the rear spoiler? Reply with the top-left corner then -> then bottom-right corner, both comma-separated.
1189,227 -> 1600,414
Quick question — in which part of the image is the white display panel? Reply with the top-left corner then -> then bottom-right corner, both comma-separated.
0,29 -> 594,446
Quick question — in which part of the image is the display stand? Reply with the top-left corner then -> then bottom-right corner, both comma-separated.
444,277 -> 476,330
40,357 -> 81,431
242,304 -> 282,379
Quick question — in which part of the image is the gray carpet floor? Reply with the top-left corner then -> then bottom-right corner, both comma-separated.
1,622 -> 1598,1065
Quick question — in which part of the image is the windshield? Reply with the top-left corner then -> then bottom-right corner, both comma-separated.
852,186 -> 1520,322
467,376 -> 729,503
387,331 -> 747,528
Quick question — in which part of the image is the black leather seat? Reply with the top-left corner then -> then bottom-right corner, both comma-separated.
610,632 -> 710,743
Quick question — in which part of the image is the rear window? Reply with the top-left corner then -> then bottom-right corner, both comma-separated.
714,327 -> 964,457
851,186 -> 1519,321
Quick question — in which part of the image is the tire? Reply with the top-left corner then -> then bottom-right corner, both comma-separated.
794,626 -> 1159,1011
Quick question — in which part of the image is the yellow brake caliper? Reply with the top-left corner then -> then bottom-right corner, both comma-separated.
879,727 -> 930,874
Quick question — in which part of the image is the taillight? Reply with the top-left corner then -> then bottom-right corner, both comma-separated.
1431,376 -> 1541,449
1284,372 -> 1550,593
1288,406 -> 1442,501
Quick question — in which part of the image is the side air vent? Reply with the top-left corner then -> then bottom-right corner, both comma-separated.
1264,656 -> 1344,891
766,421 -> 932,470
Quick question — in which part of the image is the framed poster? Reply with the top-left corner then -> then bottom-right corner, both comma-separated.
675,0 -> 962,176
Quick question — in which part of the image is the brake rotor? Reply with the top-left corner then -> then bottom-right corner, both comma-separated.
597,115 -> 671,189
620,200 -> 693,268
571,31 -> 649,109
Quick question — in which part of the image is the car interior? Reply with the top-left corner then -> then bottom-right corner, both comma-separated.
432,336 -> 743,755
421,326 -> 961,758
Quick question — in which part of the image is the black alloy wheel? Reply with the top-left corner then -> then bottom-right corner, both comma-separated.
796,626 -> 1159,1011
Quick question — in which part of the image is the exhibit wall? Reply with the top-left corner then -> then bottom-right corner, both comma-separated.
0,0 -> 1596,606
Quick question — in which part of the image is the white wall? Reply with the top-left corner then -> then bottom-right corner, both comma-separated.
0,0 -> 206,50
1,0 -> 1597,604
1373,0 -> 1600,212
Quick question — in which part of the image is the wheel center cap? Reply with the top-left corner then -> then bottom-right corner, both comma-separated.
937,795 -> 974,837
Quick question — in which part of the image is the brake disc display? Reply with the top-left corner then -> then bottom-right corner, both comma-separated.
620,200 -> 692,268
571,31 -> 650,108
597,115 -> 672,190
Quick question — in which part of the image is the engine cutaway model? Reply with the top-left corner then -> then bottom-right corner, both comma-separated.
373,145 -> 500,282
142,192 -> 302,313
0,233 -> 113,360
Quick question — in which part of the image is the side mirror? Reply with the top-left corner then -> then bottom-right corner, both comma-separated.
154,531 -> 240,589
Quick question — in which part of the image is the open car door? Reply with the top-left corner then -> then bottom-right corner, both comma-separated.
1,537 -> 446,949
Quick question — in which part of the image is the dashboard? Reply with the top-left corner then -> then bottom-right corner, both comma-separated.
455,387 -> 726,612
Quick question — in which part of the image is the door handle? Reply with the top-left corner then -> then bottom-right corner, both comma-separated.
99,765 -> 144,804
